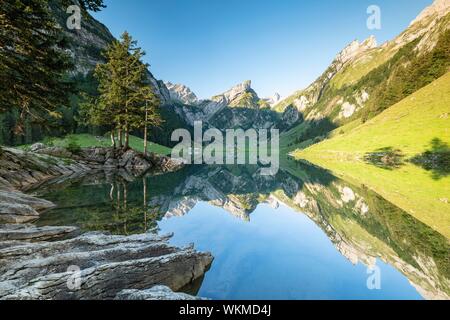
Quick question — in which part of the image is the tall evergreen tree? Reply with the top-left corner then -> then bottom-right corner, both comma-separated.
138,87 -> 162,155
91,35 -> 127,148
0,0 -> 73,135
90,31 -> 161,150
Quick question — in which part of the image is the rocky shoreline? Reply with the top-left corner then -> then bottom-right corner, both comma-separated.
0,224 -> 212,300
0,146 -> 183,223
0,146 -> 212,300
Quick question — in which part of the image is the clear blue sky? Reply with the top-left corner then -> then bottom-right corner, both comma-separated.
93,0 -> 432,99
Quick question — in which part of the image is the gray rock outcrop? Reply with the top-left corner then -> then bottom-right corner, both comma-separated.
0,226 -> 213,300
0,191 -> 55,223
263,93 -> 282,107
167,81 -> 300,130
173,80 -> 263,126
281,105 -> 300,127
410,0 -> 450,27
165,82 -> 199,105
49,1 -> 170,103
35,147 -> 183,173
0,224 -> 78,242
0,147 -> 91,190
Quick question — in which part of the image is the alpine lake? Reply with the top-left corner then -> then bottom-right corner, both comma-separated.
29,158 -> 450,300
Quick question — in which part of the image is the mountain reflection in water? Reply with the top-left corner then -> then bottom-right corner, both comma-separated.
33,162 -> 450,300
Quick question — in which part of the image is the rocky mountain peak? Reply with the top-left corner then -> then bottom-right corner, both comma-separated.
361,35 -> 378,49
264,93 -> 282,107
212,80 -> 259,106
164,82 -> 199,105
335,36 -> 378,65
410,0 -> 450,26
393,0 -> 449,52
220,80 -> 252,100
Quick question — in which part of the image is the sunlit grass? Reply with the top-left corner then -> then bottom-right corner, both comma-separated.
19,133 -> 172,155
293,73 -> 450,238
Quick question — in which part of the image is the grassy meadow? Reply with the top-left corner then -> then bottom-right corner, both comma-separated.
19,133 -> 172,155
293,73 -> 450,238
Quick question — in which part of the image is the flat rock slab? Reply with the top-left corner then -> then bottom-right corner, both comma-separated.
0,224 -> 78,242
0,191 -> 55,211
0,226 -> 213,300
0,148 -> 90,190
0,191 -> 55,224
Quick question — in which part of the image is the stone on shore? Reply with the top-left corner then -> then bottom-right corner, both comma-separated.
0,147 -> 200,301
0,147 -> 183,191
35,146 -> 184,173
0,147 -> 90,189
0,191 -> 55,223
0,227 -> 213,300
0,224 -> 78,242
29,143 -> 46,153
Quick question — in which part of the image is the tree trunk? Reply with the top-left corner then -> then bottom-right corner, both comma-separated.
118,129 -> 123,148
123,182 -> 128,235
123,182 -> 128,210
110,130 -> 116,148
143,106 -> 148,155
116,182 -> 121,209
143,127 -> 148,156
143,177 -> 147,232
124,127 -> 130,150
109,184 -> 115,202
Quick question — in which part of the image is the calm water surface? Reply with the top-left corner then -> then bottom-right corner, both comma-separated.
159,202 -> 422,300
33,163 -> 449,300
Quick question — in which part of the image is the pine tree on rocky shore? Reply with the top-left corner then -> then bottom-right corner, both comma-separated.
84,31 -> 161,151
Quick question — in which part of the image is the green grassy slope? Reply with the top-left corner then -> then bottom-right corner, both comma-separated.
329,45 -> 395,90
295,72 -> 450,159
274,45 -> 395,113
19,133 -> 172,155
278,14 -> 449,153
293,73 -> 450,238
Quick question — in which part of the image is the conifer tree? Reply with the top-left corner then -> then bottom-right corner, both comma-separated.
117,32 -> 162,150
0,0 -> 73,134
89,31 -> 161,150
138,87 -> 162,155
77,0 -> 105,12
